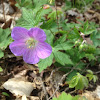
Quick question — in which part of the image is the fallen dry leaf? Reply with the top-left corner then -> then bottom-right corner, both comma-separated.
67,10 -> 78,16
3,77 -> 34,96
94,86 -> 100,99
80,91 -> 100,100
0,2 -> 14,15
21,95 -> 27,100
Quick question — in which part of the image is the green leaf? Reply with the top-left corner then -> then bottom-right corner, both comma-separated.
74,27 -> 80,35
90,31 -> 100,47
2,92 -> 10,97
44,30 -> 54,46
83,45 -> 96,54
68,29 -> 80,40
83,21 -> 88,32
52,97 -> 57,100
16,18 -> 33,29
21,0 -> 25,4
68,73 -> 88,90
38,53 -> 53,72
68,75 -> 79,88
0,67 -> 3,72
85,29 -> 96,35
59,30 -> 67,34
34,8 -> 43,26
72,95 -> 80,100
86,74 -> 93,81
87,70 -> 93,74
76,74 -> 88,90
22,8 -> 35,26
66,48 -> 85,64
54,51 -> 73,65
93,75 -> 98,83
86,71 -> 98,83
67,70 -> 77,81
33,0 -> 49,8
41,19 -> 57,29
52,92 -> 79,100
93,39 -> 100,47
59,93 -> 72,100
0,28 -> 12,51
16,0 -> 33,9
82,76 -> 88,88
48,10 -> 62,20
54,41 -> 73,51
17,7 -> 53,29
96,48 -> 100,55
54,34 -> 67,46
16,8 -> 43,29
85,54 -> 96,61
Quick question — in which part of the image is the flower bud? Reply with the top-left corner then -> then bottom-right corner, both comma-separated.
43,4 -> 50,9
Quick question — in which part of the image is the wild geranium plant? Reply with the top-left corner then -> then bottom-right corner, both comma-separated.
9,0 -> 100,77
9,27 -> 52,64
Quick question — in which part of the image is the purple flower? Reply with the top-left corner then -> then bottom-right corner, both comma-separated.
9,27 -> 52,64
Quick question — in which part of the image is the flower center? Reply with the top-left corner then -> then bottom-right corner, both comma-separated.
26,38 -> 37,49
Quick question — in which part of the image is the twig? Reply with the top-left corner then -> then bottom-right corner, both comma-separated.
49,70 -> 55,84
49,70 -> 56,97
55,0 -> 59,32
64,87 -> 69,92
31,0 -> 34,5
64,67 -> 82,71
49,68 -> 61,85
13,10 -> 19,22
82,0 -> 87,11
95,71 -> 100,74
69,89 -> 76,94
81,63 -> 90,74
40,77 -> 49,100
1,0 -> 6,25
49,29 -> 55,36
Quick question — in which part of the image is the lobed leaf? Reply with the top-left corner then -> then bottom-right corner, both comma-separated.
53,51 -> 73,65
54,41 -> 73,51
68,73 -> 89,90
52,92 -> 79,100
38,53 -> 54,72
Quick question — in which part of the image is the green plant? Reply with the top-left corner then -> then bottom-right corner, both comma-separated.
67,73 -> 88,90
86,70 -> 98,83
0,67 -> 3,72
12,0 -> 100,93
0,28 -> 12,58
64,0 -> 94,11
52,92 -> 79,100
2,92 -> 10,97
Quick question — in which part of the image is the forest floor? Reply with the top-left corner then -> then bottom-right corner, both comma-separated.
0,0 -> 100,100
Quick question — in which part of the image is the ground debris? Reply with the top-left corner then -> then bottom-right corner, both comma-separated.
0,2 -> 14,15
80,90 -> 100,100
3,77 -> 34,96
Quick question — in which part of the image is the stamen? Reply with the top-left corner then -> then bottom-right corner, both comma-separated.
25,38 -> 37,49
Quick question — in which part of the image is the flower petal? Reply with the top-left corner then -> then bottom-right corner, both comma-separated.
23,48 -> 39,64
28,27 -> 46,42
36,42 -> 52,59
11,27 -> 30,41
9,40 -> 27,56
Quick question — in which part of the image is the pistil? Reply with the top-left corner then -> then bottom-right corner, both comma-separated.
26,38 -> 37,49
